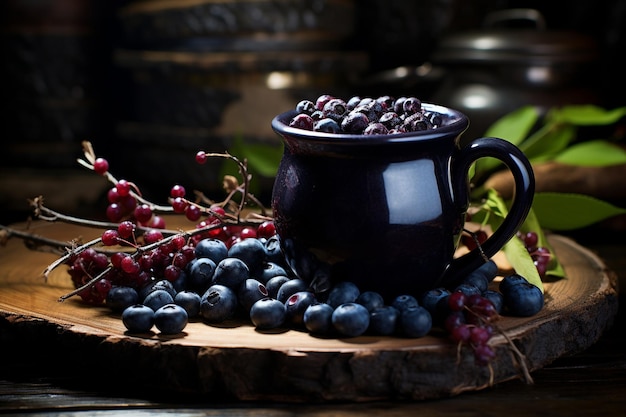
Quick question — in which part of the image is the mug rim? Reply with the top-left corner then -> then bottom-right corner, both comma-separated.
272,102 -> 469,144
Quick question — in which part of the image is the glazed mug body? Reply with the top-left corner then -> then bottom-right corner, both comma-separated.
270,104 -> 534,300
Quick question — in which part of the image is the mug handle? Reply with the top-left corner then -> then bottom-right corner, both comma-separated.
441,137 -> 535,287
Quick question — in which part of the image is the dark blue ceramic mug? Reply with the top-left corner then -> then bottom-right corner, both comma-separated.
270,103 -> 534,301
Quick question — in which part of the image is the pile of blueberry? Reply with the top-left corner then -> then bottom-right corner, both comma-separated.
98,220 -> 543,356
287,94 -> 444,135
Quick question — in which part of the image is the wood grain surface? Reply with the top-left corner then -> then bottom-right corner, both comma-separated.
0,220 -> 619,402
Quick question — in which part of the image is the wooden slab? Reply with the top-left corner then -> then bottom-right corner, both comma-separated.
0,220 -> 618,402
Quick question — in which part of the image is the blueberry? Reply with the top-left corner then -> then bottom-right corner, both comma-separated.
264,235 -> 286,266
285,291 -> 317,326
326,281 -> 360,308
289,113 -> 314,130
499,273 -> 529,294
502,282 -> 544,317
276,278 -> 309,304
228,238 -> 267,276
189,257 -> 217,291
391,294 -> 419,312
194,238 -> 228,264
332,303 -> 370,337
106,286 -> 139,312
143,289 -> 175,312
363,122 -> 389,135
402,97 -> 422,114
341,111 -> 369,134
346,96 -> 361,110
266,275 -> 291,299
212,257 -> 250,289
314,118 -> 341,133
259,262 -> 288,284
250,298 -> 286,330
154,304 -> 188,335
139,279 -> 176,300
122,304 -> 155,333
453,283 -> 482,297
303,303 -> 334,334
399,306 -> 432,338
296,99 -> 315,115
482,290 -> 504,314
356,291 -> 385,312
238,278 -> 269,312
174,290 -> 202,317
369,306 -> 399,336
420,287 -> 450,315
171,268 -> 188,293
200,284 -> 238,323
463,260 -> 498,292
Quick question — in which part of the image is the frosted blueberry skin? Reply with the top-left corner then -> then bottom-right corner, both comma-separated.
154,304 -> 189,335
200,284 -> 238,323
122,304 -> 155,333
250,298 -> 286,330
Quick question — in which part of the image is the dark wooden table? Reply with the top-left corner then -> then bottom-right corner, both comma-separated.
1,229 -> 624,416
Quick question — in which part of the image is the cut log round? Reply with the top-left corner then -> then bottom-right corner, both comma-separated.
0,219 -> 618,402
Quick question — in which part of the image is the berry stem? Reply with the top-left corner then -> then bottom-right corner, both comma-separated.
494,324 -> 534,384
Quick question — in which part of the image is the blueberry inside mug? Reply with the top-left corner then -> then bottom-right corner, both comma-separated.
270,103 -> 534,301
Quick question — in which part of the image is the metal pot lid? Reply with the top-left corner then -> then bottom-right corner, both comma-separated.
433,9 -> 598,64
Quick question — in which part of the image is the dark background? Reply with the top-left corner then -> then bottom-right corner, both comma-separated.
1,0 -> 625,224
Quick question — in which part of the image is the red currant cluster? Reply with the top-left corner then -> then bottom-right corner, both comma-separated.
517,231 -> 551,278
63,148 -> 275,305
443,292 -> 499,365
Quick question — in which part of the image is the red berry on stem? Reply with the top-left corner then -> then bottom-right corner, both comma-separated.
240,227 -> 257,239
134,204 -> 152,224
143,229 -> 164,244
117,220 -> 135,239
148,215 -> 166,229
185,204 -> 202,221
116,179 -> 131,197
106,203 -> 123,222
93,158 -> 109,175
448,291 -> 467,311
196,151 -> 207,164
256,221 -> 276,239
171,197 -> 188,213
170,184 -> 186,198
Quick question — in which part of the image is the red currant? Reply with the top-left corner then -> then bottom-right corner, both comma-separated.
117,220 -> 135,239
93,157 -> 109,175
239,227 -> 257,239
102,229 -> 120,246
143,229 -> 164,244
134,204 -> 152,224
185,204 -> 202,221
170,184 -> 186,198
116,179 -> 131,197
106,203 -> 123,222
171,197 -> 188,213
256,220 -> 276,239
195,151 -> 207,164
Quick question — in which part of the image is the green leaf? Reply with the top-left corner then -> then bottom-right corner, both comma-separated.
553,140 -> 626,166
484,105 -> 539,144
480,190 -> 543,290
532,192 -> 626,230
502,237 -> 544,292
550,105 -> 626,126
519,123 -> 576,162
